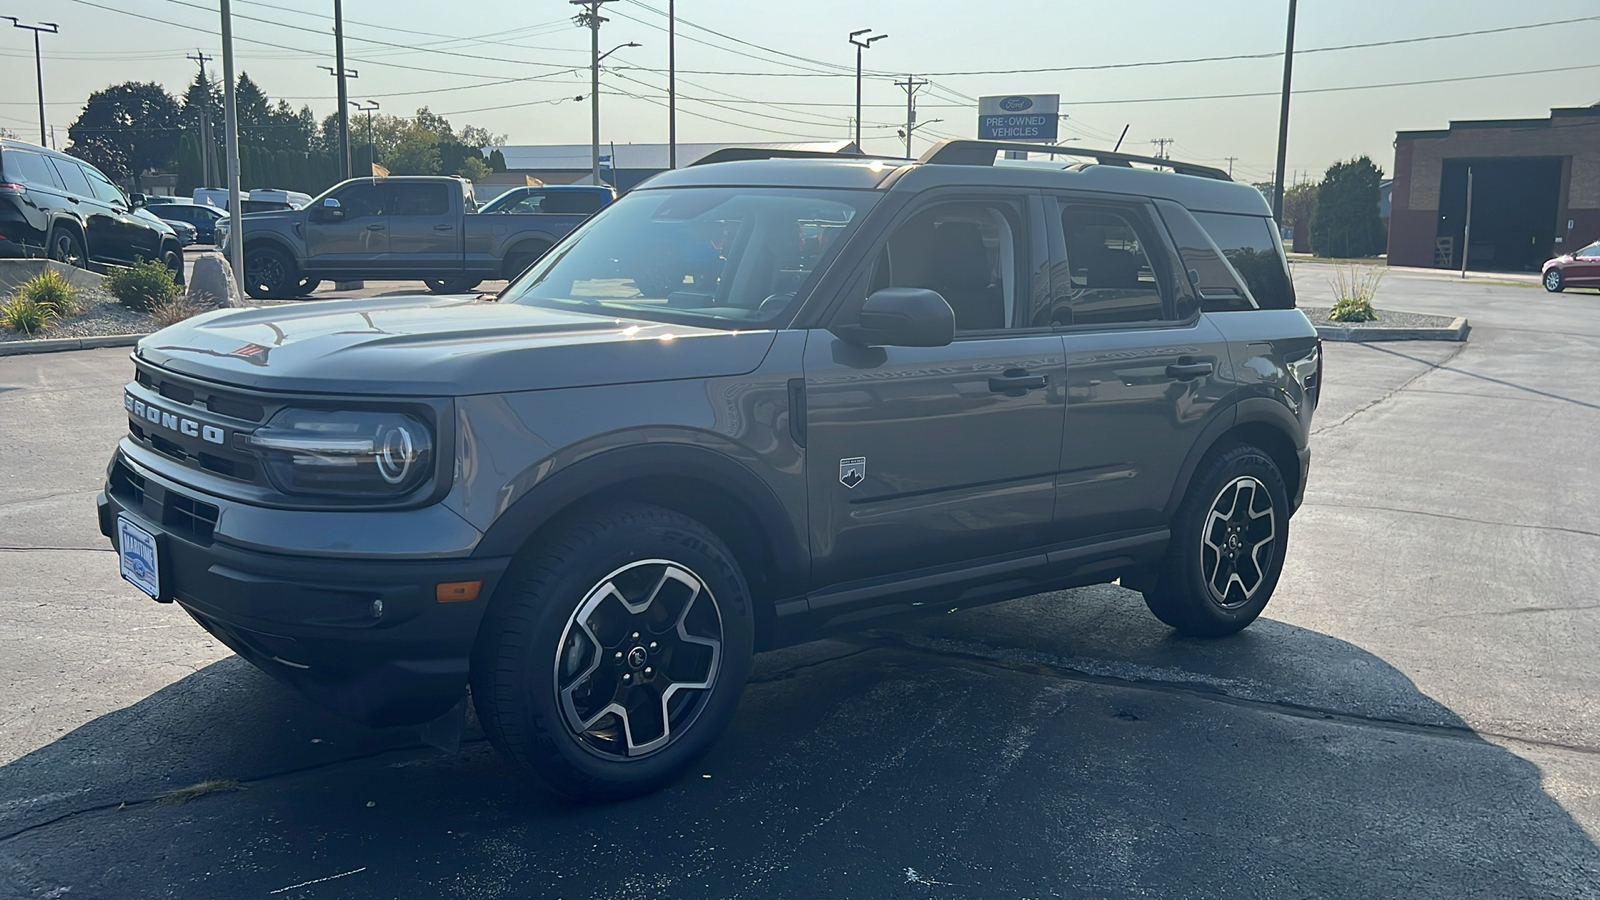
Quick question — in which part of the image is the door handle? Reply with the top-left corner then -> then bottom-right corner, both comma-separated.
433,224 -> 454,231
366,224 -> 386,231
988,370 -> 1049,393
1165,361 -> 1214,381
67,196 -> 80,204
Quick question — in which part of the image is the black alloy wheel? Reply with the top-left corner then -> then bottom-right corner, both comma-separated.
243,246 -> 295,300
1544,269 -> 1564,292
160,247 -> 185,287
471,504 -> 754,800
49,228 -> 85,268
295,278 -> 322,297
1142,443 -> 1290,637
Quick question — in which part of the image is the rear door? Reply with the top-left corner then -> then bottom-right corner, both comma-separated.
45,157 -> 122,264
804,191 -> 1066,587
1042,194 -> 1231,540
303,180 -> 388,273
384,180 -> 461,272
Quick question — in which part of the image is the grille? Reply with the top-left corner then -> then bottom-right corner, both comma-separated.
111,460 -> 220,545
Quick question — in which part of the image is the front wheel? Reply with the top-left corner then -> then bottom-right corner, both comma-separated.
470,504 -> 755,800
295,278 -> 322,297
1544,269 -> 1564,292
1143,444 -> 1290,637
160,247 -> 184,287
425,277 -> 483,295
49,228 -> 86,268
242,246 -> 296,300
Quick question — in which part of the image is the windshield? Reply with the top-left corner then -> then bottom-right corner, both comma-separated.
500,186 -> 876,328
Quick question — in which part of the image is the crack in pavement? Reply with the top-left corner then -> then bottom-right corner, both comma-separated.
1311,341 -> 1468,436
1424,603 -> 1600,622
0,547 -> 114,553
1300,500 -> 1600,541
0,490 -> 97,512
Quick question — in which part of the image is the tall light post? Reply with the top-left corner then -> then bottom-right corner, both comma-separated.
218,0 -> 245,281
1271,0 -> 1298,220
848,29 -> 886,150
668,0 -> 676,168
572,0 -> 621,186
350,100 -> 379,175
3,17 -> 58,146
334,0 -> 350,180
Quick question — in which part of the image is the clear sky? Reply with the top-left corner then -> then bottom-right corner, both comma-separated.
3,0 -> 1597,184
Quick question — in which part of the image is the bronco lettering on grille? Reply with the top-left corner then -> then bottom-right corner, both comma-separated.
126,394 -> 225,445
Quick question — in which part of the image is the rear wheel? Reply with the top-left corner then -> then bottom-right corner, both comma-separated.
470,504 -> 754,800
1544,269 -> 1564,292
49,228 -> 85,268
242,246 -> 295,300
1143,444 -> 1289,637
425,277 -> 483,295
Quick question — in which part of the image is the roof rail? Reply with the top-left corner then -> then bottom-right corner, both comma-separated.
918,139 -> 1232,181
689,145 -> 868,166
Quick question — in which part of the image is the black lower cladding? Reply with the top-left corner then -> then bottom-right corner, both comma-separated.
97,488 -> 511,728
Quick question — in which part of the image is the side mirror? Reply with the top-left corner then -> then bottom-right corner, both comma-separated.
311,197 -> 344,222
830,287 -> 955,348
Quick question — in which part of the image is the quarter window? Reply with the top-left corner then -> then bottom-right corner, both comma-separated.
1192,212 -> 1295,309
1050,205 -> 1166,326
3,150 -> 60,189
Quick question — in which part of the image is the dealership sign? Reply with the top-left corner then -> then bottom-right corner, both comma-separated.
978,94 -> 1060,142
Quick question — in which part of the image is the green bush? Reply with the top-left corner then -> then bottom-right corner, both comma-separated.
1310,156 -> 1387,259
103,258 -> 180,312
0,294 -> 55,335
16,269 -> 81,318
1327,265 -> 1383,323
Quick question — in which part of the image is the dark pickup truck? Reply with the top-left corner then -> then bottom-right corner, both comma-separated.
218,175 -> 594,299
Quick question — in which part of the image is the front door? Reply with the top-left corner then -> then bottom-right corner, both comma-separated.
46,157 -> 123,265
805,194 -> 1065,588
1566,242 -> 1600,286
303,181 -> 388,273
385,180 -> 461,273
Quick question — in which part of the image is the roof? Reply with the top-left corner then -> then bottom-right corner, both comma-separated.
492,141 -> 860,172
1397,104 -> 1600,139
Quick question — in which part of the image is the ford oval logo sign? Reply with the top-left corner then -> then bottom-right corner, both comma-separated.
999,96 -> 1034,112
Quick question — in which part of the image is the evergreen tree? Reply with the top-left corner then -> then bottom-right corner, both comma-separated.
67,81 -> 182,190
1310,156 -> 1386,258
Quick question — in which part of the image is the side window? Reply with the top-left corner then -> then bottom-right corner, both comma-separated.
1193,212 -> 1295,309
1576,244 -> 1600,259
867,199 -> 1025,332
330,182 -> 385,219
389,182 -> 451,217
1051,204 -> 1167,326
46,157 -> 95,199
3,150 -> 61,189
1159,202 -> 1254,313
544,191 -> 608,215
507,192 -> 547,214
80,165 -> 126,205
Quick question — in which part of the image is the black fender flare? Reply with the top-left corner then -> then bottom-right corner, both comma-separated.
1160,397 -> 1304,521
471,442 -> 808,590
240,232 -> 301,263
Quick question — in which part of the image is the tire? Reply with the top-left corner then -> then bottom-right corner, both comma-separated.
242,245 -> 295,300
1544,269 -> 1564,292
470,504 -> 755,800
425,277 -> 483,295
49,227 -> 85,268
1142,444 -> 1290,637
504,246 -> 548,282
295,278 -> 322,297
160,246 -> 184,287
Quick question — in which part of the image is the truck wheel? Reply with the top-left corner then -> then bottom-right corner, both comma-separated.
425,277 -> 482,294
1544,269 -> 1564,292
49,228 -> 85,268
243,246 -> 295,300
295,278 -> 322,297
470,504 -> 755,800
1142,444 -> 1289,637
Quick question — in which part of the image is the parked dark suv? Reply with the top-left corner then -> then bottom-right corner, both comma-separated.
98,140 -> 1318,799
0,138 -> 185,283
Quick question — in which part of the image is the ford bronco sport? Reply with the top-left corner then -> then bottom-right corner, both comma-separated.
99,140 -> 1320,799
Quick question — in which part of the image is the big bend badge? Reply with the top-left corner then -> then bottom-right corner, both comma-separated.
839,457 -> 866,489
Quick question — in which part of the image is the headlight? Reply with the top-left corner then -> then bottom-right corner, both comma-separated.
248,408 -> 434,497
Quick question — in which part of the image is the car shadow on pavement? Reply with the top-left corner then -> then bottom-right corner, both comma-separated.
2,584 -> 1598,899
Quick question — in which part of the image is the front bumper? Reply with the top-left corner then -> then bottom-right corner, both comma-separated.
98,459 -> 511,727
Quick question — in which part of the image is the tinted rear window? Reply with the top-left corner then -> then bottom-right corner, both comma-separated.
3,149 -> 61,189
46,157 -> 94,198
1193,212 -> 1295,309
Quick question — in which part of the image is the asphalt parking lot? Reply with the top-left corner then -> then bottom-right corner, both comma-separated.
3,265 -> 1599,898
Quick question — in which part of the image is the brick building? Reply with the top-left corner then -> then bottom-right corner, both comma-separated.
1388,104 -> 1600,270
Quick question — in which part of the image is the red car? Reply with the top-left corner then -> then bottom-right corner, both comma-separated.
1543,240 -> 1600,292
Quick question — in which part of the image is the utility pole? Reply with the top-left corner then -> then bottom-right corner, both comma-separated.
1271,0 -> 1298,222
895,75 -> 928,158
334,0 -> 350,180
849,29 -> 887,151
572,0 -> 618,186
218,0 -> 245,281
1460,166 -> 1474,278
350,100 -> 379,176
3,17 -> 58,146
187,51 -> 215,189
1149,137 -> 1174,160
668,0 -> 675,168
1224,156 -> 1239,178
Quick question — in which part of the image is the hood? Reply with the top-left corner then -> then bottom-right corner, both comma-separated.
135,295 -> 779,396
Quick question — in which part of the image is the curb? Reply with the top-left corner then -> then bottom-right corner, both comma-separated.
1315,317 -> 1470,343
0,333 -> 147,357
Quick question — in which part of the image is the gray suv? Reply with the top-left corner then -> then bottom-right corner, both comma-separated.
98,140 -> 1319,799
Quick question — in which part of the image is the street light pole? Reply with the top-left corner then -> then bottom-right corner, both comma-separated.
848,29 -> 886,151
572,0 -> 619,186
1271,0 -> 1298,221
218,0 -> 245,282
350,100 -> 379,175
668,0 -> 676,168
3,18 -> 58,146
334,0 -> 351,180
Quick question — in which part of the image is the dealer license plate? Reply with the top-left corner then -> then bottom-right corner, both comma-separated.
118,516 -> 161,600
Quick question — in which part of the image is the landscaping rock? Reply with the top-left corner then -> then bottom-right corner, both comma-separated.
186,252 -> 243,308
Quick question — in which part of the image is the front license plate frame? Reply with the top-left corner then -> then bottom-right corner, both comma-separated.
118,516 -> 162,600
